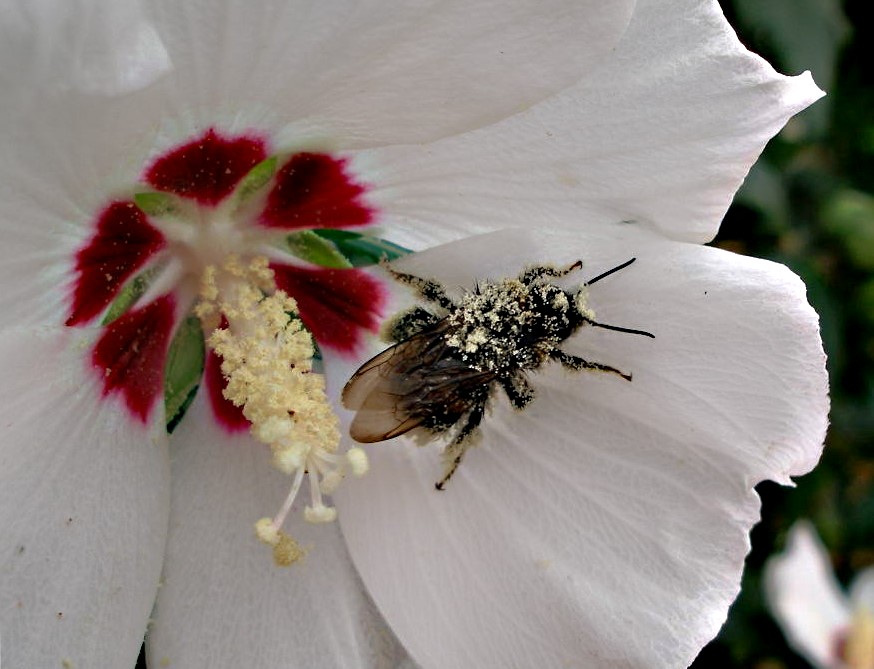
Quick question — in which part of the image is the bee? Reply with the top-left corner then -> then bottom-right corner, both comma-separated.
341,258 -> 654,490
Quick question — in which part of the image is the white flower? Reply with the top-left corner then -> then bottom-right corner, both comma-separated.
766,522 -> 874,669
0,0 -> 827,668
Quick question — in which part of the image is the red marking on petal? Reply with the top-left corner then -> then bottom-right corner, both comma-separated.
66,201 -> 166,326
144,128 -> 267,206
205,322 -> 250,433
92,294 -> 176,423
271,264 -> 385,356
259,153 -> 374,230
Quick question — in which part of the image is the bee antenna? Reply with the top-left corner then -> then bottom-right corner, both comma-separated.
585,258 -> 636,286
585,317 -> 655,339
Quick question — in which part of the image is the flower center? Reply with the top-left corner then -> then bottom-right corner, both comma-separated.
65,127 -> 394,564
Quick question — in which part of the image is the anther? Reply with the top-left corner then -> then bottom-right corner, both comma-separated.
200,256 -> 367,566
347,447 -> 369,476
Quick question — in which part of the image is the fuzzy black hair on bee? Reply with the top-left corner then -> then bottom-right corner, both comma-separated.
341,258 -> 654,490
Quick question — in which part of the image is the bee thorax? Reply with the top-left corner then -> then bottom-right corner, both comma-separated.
444,278 -> 579,372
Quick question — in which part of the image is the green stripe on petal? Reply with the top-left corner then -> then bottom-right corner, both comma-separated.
165,315 -> 205,433
285,230 -> 353,269
134,192 -> 179,217
237,156 -> 278,201
101,269 -> 157,325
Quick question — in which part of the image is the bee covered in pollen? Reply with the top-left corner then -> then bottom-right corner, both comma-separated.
341,258 -> 654,489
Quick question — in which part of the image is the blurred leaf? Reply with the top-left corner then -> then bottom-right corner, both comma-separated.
863,125 -> 874,155
735,162 -> 791,231
821,189 -> 874,270
858,278 -> 874,325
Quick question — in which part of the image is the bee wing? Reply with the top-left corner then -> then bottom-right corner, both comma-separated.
342,328 -> 447,442
341,326 -> 447,411
347,408 -> 427,443
342,323 -> 493,443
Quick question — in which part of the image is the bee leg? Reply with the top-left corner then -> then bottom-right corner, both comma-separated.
384,306 -> 441,342
500,374 -> 535,409
551,349 -> 632,382
436,401 -> 487,491
381,262 -> 455,310
519,260 -> 582,285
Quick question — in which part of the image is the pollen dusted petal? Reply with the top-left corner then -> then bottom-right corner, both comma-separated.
271,264 -> 385,356
205,346 -> 249,434
92,294 -> 176,423
66,201 -> 166,326
259,153 -> 374,230
144,128 -> 267,206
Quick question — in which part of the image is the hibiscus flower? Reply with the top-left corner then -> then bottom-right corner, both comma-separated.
766,522 -> 874,669
0,0 -> 827,668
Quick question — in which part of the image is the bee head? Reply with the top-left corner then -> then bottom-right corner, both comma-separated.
573,285 -> 596,321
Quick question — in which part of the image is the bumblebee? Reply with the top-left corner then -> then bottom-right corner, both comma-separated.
342,258 -> 653,489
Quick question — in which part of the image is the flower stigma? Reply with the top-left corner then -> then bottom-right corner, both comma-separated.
196,255 -> 368,566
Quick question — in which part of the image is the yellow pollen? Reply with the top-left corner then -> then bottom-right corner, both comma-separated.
273,534 -> 307,567
201,256 -> 368,566
574,287 -> 596,321
255,518 -> 307,566
347,447 -> 369,476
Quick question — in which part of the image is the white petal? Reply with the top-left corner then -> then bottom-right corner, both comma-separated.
0,0 -> 172,99
0,326 -> 170,668
334,226 -> 828,668
356,0 -> 823,249
147,393 -> 412,669
764,522 -> 850,668
146,0 -> 634,148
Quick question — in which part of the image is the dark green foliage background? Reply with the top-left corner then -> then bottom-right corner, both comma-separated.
692,1 -> 874,667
